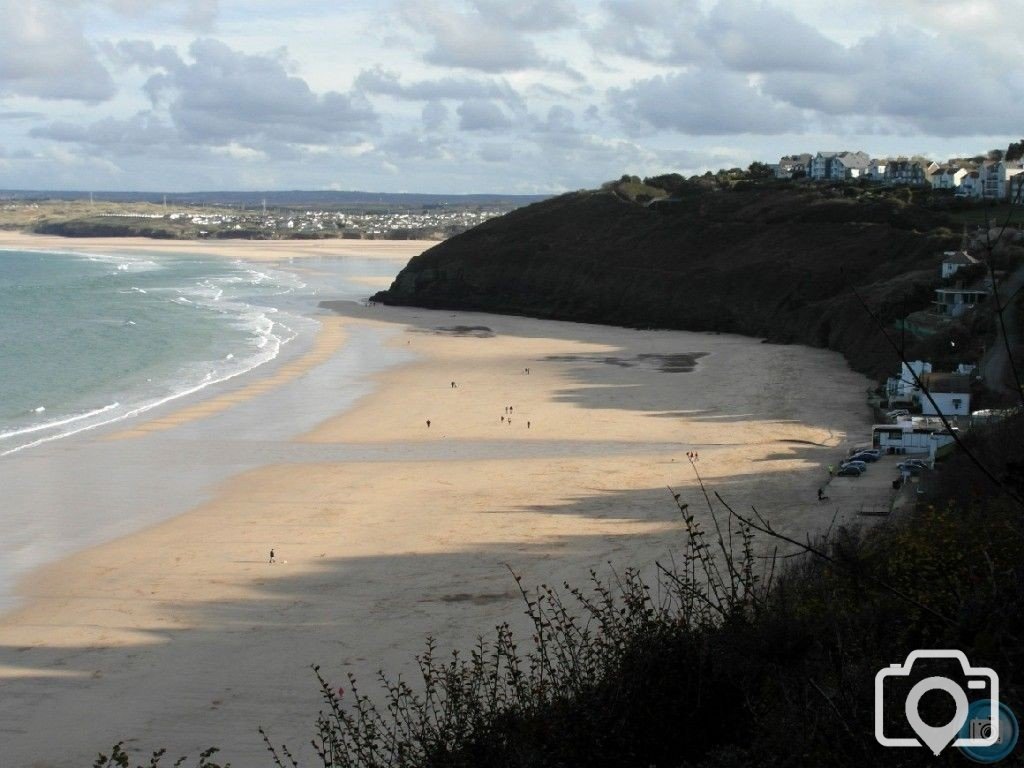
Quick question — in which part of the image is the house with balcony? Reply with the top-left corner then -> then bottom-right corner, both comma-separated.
808,152 -> 837,180
977,160 -> 1024,200
934,284 -> 990,317
885,158 -> 939,186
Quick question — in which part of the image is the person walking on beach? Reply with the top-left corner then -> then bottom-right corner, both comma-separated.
501,415 -> 505,423
426,419 -> 431,428
527,421 -> 531,429
269,549 -> 275,564
451,381 -> 456,389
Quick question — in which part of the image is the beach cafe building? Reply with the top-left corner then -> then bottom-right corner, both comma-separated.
872,420 -> 957,458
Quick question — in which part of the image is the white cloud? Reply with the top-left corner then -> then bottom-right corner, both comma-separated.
456,99 -> 512,131
610,69 -> 803,135
0,1 -> 114,102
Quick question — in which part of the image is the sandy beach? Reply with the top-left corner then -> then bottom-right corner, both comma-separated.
0,239 -> 881,766
0,230 -> 435,262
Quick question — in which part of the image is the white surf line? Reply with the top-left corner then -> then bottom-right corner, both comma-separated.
0,403 -> 122,442
0,316 -> 304,458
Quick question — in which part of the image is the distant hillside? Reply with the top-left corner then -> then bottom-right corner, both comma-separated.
373,184 -> 961,379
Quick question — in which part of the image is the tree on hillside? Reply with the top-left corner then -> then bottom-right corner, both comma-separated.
1006,140 -> 1024,162
747,161 -> 774,179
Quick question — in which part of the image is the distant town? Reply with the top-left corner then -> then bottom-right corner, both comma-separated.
771,146 -> 1024,201
0,191 -> 547,241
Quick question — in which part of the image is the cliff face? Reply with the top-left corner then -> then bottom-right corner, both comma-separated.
373,187 -> 955,379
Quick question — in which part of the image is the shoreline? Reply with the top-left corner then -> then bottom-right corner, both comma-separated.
0,229 -> 435,262
0,292 -> 883,765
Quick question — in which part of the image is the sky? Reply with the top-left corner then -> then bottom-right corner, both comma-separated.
0,0 -> 1021,193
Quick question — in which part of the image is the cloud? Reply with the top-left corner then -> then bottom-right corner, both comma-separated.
116,38 -> 378,145
422,101 -> 449,132
99,0 -> 220,29
701,0 -> 847,73
354,66 -> 525,110
0,0 -> 114,102
533,105 -> 578,135
760,27 -> 1024,135
471,0 -> 577,32
610,69 -> 803,135
456,99 -> 512,131
478,142 -> 513,162
400,0 -> 578,74
0,111 -> 44,120
378,132 -> 451,161
30,113 -> 181,155
587,0 -> 707,65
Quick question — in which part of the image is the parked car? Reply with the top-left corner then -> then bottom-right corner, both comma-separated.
848,445 -> 874,456
837,465 -> 863,477
849,452 -> 880,463
898,460 -> 930,472
853,448 -> 882,459
840,460 -> 868,473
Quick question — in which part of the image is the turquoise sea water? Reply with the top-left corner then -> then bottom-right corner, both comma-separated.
0,248 -> 305,455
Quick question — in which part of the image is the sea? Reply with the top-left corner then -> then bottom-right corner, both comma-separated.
0,248 -> 308,457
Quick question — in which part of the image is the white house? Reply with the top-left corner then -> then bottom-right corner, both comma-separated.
975,160 -> 1024,200
941,250 -> 980,279
931,166 -> 970,190
886,360 -> 932,404
919,373 -> 971,417
958,170 -> 983,198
